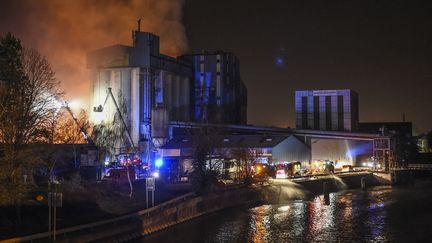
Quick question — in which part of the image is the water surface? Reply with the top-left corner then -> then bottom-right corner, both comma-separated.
140,182 -> 432,243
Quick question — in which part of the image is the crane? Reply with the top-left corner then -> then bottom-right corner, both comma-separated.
63,103 -> 95,146
93,87 -> 138,197
93,87 -> 136,150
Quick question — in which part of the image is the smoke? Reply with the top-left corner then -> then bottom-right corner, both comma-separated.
0,0 -> 188,104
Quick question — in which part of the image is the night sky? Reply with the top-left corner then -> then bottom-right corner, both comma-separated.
183,0 -> 432,133
0,0 -> 431,133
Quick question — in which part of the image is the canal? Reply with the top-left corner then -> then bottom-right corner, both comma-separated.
138,181 -> 432,243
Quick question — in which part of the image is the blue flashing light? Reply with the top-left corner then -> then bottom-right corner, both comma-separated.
155,158 -> 163,168
275,56 -> 284,66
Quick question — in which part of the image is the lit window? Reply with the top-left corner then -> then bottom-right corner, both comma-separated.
265,138 -> 272,142
223,138 -> 230,142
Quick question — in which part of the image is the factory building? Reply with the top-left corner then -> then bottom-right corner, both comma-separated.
295,89 -> 359,132
87,29 -> 248,159
311,139 -> 373,167
160,134 -> 310,179
87,31 -> 193,150
180,51 -> 247,124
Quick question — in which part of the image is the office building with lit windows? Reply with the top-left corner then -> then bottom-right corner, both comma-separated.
295,89 -> 359,132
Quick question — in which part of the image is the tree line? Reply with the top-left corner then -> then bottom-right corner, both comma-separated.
0,33 -> 94,209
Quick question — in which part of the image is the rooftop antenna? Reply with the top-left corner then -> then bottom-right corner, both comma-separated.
403,112 -> 406,122
137,18 -> 141,32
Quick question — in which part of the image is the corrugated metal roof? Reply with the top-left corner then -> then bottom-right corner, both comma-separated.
161,135 -> 289,149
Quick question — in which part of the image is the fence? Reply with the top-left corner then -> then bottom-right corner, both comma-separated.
2,192 -> 195,243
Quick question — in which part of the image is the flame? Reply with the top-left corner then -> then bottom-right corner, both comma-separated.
0,0 -> 189,108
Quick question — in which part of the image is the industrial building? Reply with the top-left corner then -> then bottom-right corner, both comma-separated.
359,122 -> 416,166
179,51 -> 247,124
295,89 -> 359,132
85,27 -> 397,178
158,122 -> 384,179
160,134 -> 311,179
311,138 -> 373,167
87,29 -> 248,159
87,31 -> 192,148
358,122 -> 412,136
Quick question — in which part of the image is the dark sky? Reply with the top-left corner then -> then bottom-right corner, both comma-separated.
0,0 -> 430,133
183,0 -> 432,133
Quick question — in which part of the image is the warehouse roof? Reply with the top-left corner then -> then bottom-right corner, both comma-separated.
161,135 -> 290,149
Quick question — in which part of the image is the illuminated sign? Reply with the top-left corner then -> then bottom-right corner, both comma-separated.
312,90 -> 337,96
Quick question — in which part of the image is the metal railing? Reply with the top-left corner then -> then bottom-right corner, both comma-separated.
2,192 -> 195,242
407,164 -> 432,170
389,163 -> 432,171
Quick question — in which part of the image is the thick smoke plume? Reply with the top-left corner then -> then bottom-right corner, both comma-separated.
0,0 -> 188,104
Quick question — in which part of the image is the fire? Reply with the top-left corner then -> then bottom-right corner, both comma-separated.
0,0 -> 189,107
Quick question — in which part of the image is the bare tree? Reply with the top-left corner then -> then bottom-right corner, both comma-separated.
53,109 -> 91,144
189,125 -> 225,194
230,148 -> 255,184
92,91 -> 135,197
0,46 -> 62,145
0,33 -> 62,227
92,91 -> 129,157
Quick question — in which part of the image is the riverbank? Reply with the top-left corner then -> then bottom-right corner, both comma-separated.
2,172 -> 385,242
0,179 -> 190,241
139,180 -> 432,243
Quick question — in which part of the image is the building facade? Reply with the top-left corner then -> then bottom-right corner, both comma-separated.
160,134 -> 310,179
180,51 -> 247,125
87,31 -> 193,149
87,30 -> 248,162
311,138 -> 373,167
295,89 -> 359,132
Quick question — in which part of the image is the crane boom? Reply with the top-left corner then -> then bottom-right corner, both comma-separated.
107,88 -> 136,149
64,104 -> 95,145
93,87 -> 136,150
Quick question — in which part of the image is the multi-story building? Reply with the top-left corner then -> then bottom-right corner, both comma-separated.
87,31 -> 193,148
180,51 -> 247,124
295,89 -> 359,132
87,29 -> 248,159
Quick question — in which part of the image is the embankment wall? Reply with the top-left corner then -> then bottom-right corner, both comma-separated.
3,173 -> 385,243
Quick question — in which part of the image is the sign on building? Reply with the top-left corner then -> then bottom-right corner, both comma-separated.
312,90 -> 338,96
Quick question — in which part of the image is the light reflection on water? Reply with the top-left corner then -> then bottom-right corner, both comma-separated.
140,183 -> 432,243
